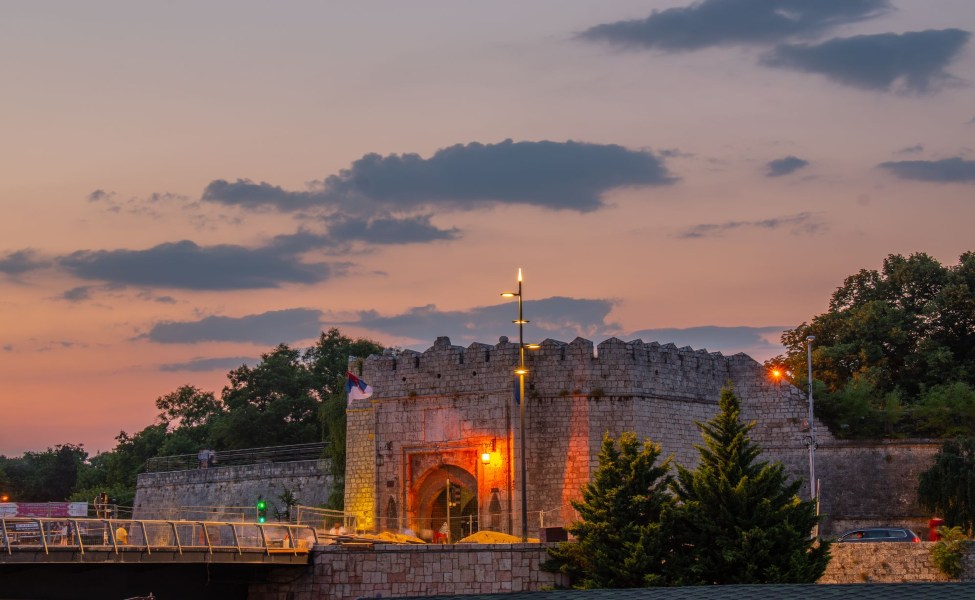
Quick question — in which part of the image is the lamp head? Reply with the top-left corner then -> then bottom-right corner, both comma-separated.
807,335 -> 815,342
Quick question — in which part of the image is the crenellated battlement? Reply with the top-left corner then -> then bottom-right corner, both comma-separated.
358,335 -> 764,404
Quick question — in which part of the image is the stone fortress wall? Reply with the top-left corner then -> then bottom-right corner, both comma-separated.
346,335 -> 850,538
132,336 -> 939,539
133,460 -> 332,520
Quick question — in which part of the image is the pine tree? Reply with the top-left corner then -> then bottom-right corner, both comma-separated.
544,431 -> 673,588
667,385 -> 829,584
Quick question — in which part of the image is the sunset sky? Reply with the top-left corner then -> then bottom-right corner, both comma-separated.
2,0 -> 974,457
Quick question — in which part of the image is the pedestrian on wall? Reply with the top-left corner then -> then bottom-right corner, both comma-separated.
115,524 -> 128,545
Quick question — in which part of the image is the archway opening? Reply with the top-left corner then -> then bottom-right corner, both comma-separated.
411,463 -> 478,542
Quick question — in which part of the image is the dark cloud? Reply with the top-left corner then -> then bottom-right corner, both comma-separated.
878,157 -> 975,182
628,325 -> 787,357
678,212 -> 824,239
201,179 -> 317,211
342,297 -> 621,347
160,356 -> 257,373
203,140 -> 676,215
327,215 -> 460,244
580,0 -> 889,51
87,189 -> 113,203
59,240 -> 333,290
62,287 -> 92,302
896,144 -> 925,154
766,155 -> 810,177
145,308 -> 324,345
762,29 -> 971,93
0,249 -> 50,275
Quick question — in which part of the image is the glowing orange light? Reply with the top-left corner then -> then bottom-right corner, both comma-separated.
481,452 -> 491,464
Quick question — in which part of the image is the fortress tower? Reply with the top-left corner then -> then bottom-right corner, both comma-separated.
345,336 -> 829,540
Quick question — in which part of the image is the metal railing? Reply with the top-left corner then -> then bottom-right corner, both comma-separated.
0,516 -> 317,557
144,442 -> 327,473
295,505 -> 358,533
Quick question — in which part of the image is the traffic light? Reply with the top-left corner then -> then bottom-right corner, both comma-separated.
256,498 -> 267,523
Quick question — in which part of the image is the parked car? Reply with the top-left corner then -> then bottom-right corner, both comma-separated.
836,527 -> 921,543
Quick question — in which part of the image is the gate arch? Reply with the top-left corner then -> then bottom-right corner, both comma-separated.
410,463 -> 478,541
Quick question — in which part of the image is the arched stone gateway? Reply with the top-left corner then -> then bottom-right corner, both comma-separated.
411,463 -> 478,542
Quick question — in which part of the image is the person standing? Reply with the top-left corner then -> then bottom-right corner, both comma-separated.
115,525 -> 128,545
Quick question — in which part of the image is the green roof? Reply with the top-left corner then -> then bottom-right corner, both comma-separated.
409,583 -> 975,600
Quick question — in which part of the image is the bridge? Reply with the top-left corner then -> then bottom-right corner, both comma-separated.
0,517 -> 319,600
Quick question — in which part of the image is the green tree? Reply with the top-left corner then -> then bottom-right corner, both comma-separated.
155,385 -> 223,430
71,424 -> 170,507
545,431 -> 674,588
210,344 -> 320,449
0,444 -> 87,502
915,383 -> 975,438
668,386 -> 828,584
774,252 -> 975,438
918,437 -> 975,535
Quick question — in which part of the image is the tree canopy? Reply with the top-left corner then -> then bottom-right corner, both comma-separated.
772,252 -> 975,438
667,386 -> 828,585
918,436 -> 975,535
545,431 -> 673,588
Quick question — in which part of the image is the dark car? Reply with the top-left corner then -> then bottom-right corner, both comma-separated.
836,527 -> 921,543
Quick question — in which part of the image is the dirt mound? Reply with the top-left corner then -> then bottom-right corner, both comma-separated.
359,531 -> 426,544
456,530 -> 540,544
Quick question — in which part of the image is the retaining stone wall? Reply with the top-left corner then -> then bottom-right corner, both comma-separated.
133,460 -> 332,519
816,441 -> 940,537
248,543 -> 564,600
247,542 -> 973,599
819,542 -> 974,583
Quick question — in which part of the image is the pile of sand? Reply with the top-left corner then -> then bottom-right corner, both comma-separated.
358,531 -> 426,544
455,530 -> 540,544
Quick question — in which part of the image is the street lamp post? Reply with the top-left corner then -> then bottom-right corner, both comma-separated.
502,269 -> 530,543
806,335 -> 816,502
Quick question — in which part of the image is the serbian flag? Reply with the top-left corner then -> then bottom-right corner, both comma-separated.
347,371 -> 374,403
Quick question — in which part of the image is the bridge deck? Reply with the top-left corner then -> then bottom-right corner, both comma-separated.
0,516 -> 317,565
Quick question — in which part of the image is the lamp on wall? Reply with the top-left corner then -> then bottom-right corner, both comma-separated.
481,452 -> 491,465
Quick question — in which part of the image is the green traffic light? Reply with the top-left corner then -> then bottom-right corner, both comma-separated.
256,500 -> 266,510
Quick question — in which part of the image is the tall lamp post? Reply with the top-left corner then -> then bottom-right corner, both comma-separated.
806,335 -> 816,502
501,268 -> 532,543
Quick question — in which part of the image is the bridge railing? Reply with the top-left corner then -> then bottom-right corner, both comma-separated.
0,517 -> 317,556
144,442 -> 327,473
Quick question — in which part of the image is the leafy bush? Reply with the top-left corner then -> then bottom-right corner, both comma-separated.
930,525 -> 970,578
